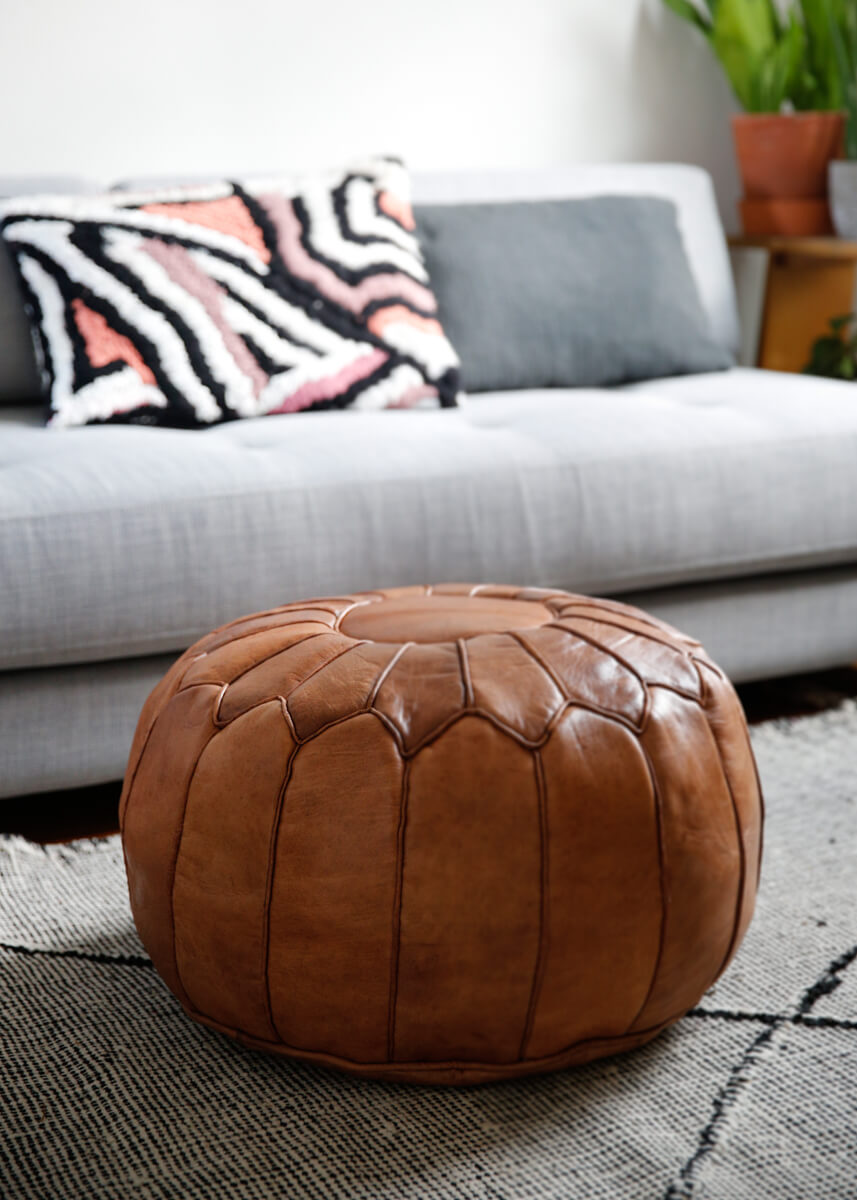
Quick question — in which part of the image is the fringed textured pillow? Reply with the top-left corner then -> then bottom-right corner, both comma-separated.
0,158 -> 461,428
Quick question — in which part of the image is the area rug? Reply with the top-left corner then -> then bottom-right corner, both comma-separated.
1,702 -> 855,1200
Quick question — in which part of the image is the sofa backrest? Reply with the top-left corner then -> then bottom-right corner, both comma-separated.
412,164 -> 739,358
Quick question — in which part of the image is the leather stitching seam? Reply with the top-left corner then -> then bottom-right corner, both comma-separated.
519,748 -> 549,1059
626,739 -> 668,1034
702,706 -> 749,986
387,759 -> 410,1061
260,701 -> 300,1045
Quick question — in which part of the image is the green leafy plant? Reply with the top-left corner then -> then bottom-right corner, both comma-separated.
662,0 -> 854,117
803,312 -> 857,377
828,0 -> 857,156
663,0 -> 805,112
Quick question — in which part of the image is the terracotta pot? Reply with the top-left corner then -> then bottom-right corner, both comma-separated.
732,111 -> 845,199
739,197 -> 834,236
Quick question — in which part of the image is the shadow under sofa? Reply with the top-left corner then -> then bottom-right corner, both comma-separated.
2,163 -> 857,798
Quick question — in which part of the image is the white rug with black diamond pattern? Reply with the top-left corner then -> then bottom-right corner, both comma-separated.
1,701 -> 855,1200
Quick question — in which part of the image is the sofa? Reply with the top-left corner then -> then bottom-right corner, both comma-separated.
2,162 -> 857,800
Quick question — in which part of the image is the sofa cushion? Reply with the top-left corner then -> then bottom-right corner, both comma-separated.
2,367 -> 857,672
415,196 -> 732,392
412,164 -> 740,359
0,160 -> 460,428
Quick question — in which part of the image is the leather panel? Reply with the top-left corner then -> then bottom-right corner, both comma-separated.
192,608 -> 338,657
121,684 -> 221,1002
555,617 -> 703,697
516,625 -> 647,727
287,641 -> 401,741
339,594 -> 553,644
697,659 -> 763,967
555,599 -> 698,643
631,687 -> 743,1030
217,632 -> 350,724
394,718 -> 541,1063
179,623 -> 332,689
119,649 -> 195,826
372,642 -> 466,752
527,709 -> 662,1057
172,702 -> 293,1040
267,713 -> 403,1061
466,633 -> 565,742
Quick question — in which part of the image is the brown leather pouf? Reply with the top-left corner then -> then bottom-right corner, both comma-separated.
120,584 -> 763,1086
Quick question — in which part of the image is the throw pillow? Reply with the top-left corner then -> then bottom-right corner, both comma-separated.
0,159 -> 461,428
414,195 -> 733,393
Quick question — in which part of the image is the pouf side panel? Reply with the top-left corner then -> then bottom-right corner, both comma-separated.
120,683 -> 222,1005
525,709 -> 662,1059
119,659 -> 187,827
171,701 -> 294,1042
631,687 -> 744,1032
515,626 -> 647,728
267,712 -> 403,1062
373,642 -> 466,751
697,660 -> 764,971
218,633 -> 351,724
393,717 -> 541,1065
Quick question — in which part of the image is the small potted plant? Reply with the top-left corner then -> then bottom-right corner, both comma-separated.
828,6 -> 857,237
804,312 -> 857,375
663,0 -> 846,235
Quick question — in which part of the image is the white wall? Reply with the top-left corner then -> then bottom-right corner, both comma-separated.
0,0 -> 742,228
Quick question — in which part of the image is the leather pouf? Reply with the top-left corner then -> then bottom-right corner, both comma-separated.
120,585 -> 763,1086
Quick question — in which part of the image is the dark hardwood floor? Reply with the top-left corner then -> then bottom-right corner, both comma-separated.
4,666 -> 857,844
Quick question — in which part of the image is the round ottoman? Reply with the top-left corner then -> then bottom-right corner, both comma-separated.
120,584 -> 763,1085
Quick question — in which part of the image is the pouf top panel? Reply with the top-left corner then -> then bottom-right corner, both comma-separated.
338,593 -> 554,643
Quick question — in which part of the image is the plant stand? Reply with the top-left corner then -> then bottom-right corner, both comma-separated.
729,236 -> 857,372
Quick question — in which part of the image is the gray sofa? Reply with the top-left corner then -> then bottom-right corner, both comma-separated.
2,163 -> 857,799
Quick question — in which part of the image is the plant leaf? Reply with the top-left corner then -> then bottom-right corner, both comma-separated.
662,0 -> 712,33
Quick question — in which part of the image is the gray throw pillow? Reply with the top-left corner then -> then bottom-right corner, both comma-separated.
414,196 -> 733,393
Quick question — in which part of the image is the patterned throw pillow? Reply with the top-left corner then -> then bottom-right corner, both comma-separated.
0,159 -> 461,428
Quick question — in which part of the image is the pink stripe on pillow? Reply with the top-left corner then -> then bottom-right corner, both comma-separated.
258,192 -> 436,316
143,238 -> 269,397
271,348 -> 388,414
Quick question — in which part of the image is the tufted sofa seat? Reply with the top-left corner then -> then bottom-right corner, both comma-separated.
2,365 -> 857,678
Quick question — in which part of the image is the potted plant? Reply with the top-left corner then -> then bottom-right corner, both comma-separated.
804,312 -> 857,375
663,0 -> 846,235
828,6 -> 857,237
